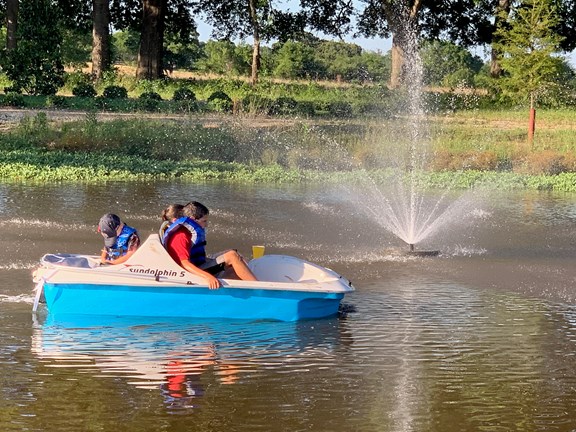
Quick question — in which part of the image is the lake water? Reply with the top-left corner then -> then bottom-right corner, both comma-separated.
1,181 -> 576,432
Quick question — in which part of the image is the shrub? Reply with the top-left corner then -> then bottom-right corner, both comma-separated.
295,101 -> 316,117
268,97 -> 298,115
139,91 -> 162,101
172,100 -> 199,113
95,96 -> 138,111
357,102 -> 391,118
137,96 -> 161,111
102,85 -> 128,99
241,94 -> 273,114
0,92 -> 26,107
207,90 -> 232,112
65,71 -> 92,91
327,101 -> 353,118
72,83 -> 97,98
515,150 -> 576,175
46,95 -> 67,108
432,150 -> 500,171
172,87 -> 196,101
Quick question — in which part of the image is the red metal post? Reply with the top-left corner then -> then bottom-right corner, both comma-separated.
528,107 -> 536,144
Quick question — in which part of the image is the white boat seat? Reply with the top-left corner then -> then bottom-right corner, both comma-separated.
42,254 -> 98,269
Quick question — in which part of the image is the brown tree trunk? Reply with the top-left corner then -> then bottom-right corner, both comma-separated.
91,0 -> 110,80
385,0 -> 422,88
490,0 -> 510,78
248,0 -> 260,86
136,0 -> 166,80
6,0 -> 18,51
389,38 -> 404,89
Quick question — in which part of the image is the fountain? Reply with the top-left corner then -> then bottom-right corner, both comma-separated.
340,16 -> 481,257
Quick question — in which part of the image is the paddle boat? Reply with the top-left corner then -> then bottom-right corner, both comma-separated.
32,234 -> 354,321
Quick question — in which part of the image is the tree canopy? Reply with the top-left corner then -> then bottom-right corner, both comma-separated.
0,0 -> 574,96
493,0 -> 567,106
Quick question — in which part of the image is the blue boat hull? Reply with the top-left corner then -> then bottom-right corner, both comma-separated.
43,283 -> 345,321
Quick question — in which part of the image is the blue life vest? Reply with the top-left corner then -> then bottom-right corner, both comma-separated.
105,225 -> 138,261
162,216 -> 207,265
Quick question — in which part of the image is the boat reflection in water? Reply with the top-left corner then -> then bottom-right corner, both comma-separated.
31,313 -> 350,411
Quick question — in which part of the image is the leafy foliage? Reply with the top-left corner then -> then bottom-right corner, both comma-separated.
420,40 -> 484,87
102,85 -> 129,99
1,0 -> 65,95
207,90 -> 232,112
195,40 -> 250,75
61,28 -> 92,69
172,87 -> 197,101
72,83 -> 97,98
139,91 -> 162,100
268,96 -> 298,115
272,41 -> 318,79
492,0 -> 566,106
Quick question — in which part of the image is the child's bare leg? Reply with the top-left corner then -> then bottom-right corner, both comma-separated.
222,250 -> 257,281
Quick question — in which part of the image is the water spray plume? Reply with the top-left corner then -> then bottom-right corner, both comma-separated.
340,17 -> 481,256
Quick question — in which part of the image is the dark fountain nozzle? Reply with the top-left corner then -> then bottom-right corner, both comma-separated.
405,243 -> 440,257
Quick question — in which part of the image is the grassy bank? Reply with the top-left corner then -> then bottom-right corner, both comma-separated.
1,110 -> 576,191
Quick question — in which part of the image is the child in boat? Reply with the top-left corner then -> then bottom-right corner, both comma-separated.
159,203 -> 184,239
98,213 -> 140,265
163,201 -> 257,289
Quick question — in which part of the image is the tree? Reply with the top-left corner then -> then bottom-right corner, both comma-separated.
61,28 -> 92,69
6,0 -> 18,51
314,41 -> 363,81
196,39 -> 243,74
272,40 -> 318,79
52,0 -> 109,78
360,0 -> 422,88
554,0 -> 576,52
358,50 -> 391,82
490,0 -> 511,77
195,0 -> 306,85
420,40 -> 483,87
357,0 -> 493,88
300,0 -> 355,39
92,0 -> 111,79
111,29 -> 140,63
492,0 -> 565,105
164,28 -> 202,71
110,0 -> 196,79
2,0 -> 64,95
136,0 -> 166,79
493,0 -> 566,142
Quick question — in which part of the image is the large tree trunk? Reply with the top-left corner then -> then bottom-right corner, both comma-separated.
248,0 -> 260,86
389,38 -> 404,89
385,0 -> 422,88
91,0 -> 110,80
490,0 -> 510,78
136,0 -> 166,80
6,0 -> 18,51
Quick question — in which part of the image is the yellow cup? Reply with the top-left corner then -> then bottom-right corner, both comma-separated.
252,245 -> 265,259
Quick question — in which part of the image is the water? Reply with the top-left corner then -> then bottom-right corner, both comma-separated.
2,182 -> 576,431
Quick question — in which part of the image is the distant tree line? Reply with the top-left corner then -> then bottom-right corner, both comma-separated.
0,0 -> 574,105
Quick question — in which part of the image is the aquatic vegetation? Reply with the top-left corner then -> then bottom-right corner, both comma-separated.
0,145 -> 575,191
0,111 -> 575,190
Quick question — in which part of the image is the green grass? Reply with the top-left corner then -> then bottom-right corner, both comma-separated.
1,108 -> 576,190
